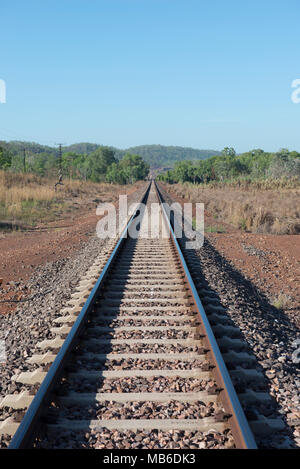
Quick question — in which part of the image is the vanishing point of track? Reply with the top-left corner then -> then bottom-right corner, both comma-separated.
1,181 -> 282,449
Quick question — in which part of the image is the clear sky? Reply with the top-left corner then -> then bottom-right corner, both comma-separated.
0,0 -> 299,152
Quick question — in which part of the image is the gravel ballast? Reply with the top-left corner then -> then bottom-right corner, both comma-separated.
34,428 -> 235,449
159,183 -> 300,449
0,185 -> 147,447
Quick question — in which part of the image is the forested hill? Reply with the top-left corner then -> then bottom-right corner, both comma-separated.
122,145 -> 220,167
63,143 -> 221,166
0,141 -> 220,167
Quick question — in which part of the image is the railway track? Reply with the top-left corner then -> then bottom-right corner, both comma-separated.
0,181 -> 285,449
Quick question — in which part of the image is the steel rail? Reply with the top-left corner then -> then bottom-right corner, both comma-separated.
154,180 -> 257,449
9,180 -> 257,449
8,183 -> 151,449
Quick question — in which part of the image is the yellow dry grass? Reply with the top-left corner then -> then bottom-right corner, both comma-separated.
165,181 -> 300,234
0,171 -> 133,226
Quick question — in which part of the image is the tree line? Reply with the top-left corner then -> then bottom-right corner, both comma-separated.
0,145 -> 149,184
0,141 -> 220,169
122,145 -> 220,167
157,147 -> 300,184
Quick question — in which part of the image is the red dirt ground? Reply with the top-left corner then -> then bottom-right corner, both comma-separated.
0,184 -> 140,315
1,182 -> 299,327
160,183 -> 300,327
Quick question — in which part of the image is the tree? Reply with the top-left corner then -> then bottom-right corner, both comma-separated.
106,162 -> 126,184
172,161 -> 193,183
86,148 -> 117,182
221,147 -> 236,157
0,146 -> 12,169
62,152 -> 79,178
106,154 -> 149,184
268,154 -> 300,179
119,153 -> 149,184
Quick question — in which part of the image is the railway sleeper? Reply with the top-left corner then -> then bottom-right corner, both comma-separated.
100,292 -> 189,300
205,312 -> 232,324
53,314 -> 80,324
109,274 -> 185,280
211,324 -> 242,338
249,416 -> 286,435
114,260 -> 175,267
45,417 -> 227,434
98,298 -> 191,306
89,314 -> 195,323
102,283 -> 186,291
54,391 -> 219,406
66,369 -> 211,381
94,305 -> 191,314
0,388 -> 271,414
116,256 -> 175,262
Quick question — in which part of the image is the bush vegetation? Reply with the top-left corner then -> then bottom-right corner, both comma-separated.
158,147 -> 300,185
158,147 -> 300,235
0,145 -> 149,184
0,141 -> 218,173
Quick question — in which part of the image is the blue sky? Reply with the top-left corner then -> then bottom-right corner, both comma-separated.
0,0 -> 299,152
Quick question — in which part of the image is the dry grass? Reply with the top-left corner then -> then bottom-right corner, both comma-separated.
165,181 -> 300,234
0,171 -> 133,227
271,293 -> 293,310
198,177 -> 300,191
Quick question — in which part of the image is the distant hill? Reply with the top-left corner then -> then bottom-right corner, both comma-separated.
122,145 -> 220,167
64,142 -> 103,154
0,140 -> 57,156
65,143 -> 220,166
0,141 -> 220,168
62,144 -> 221,167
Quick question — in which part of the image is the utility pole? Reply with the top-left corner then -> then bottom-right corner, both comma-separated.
54,143 -> 65,191
55,142 -> 65,173
56,143 -> 63,171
